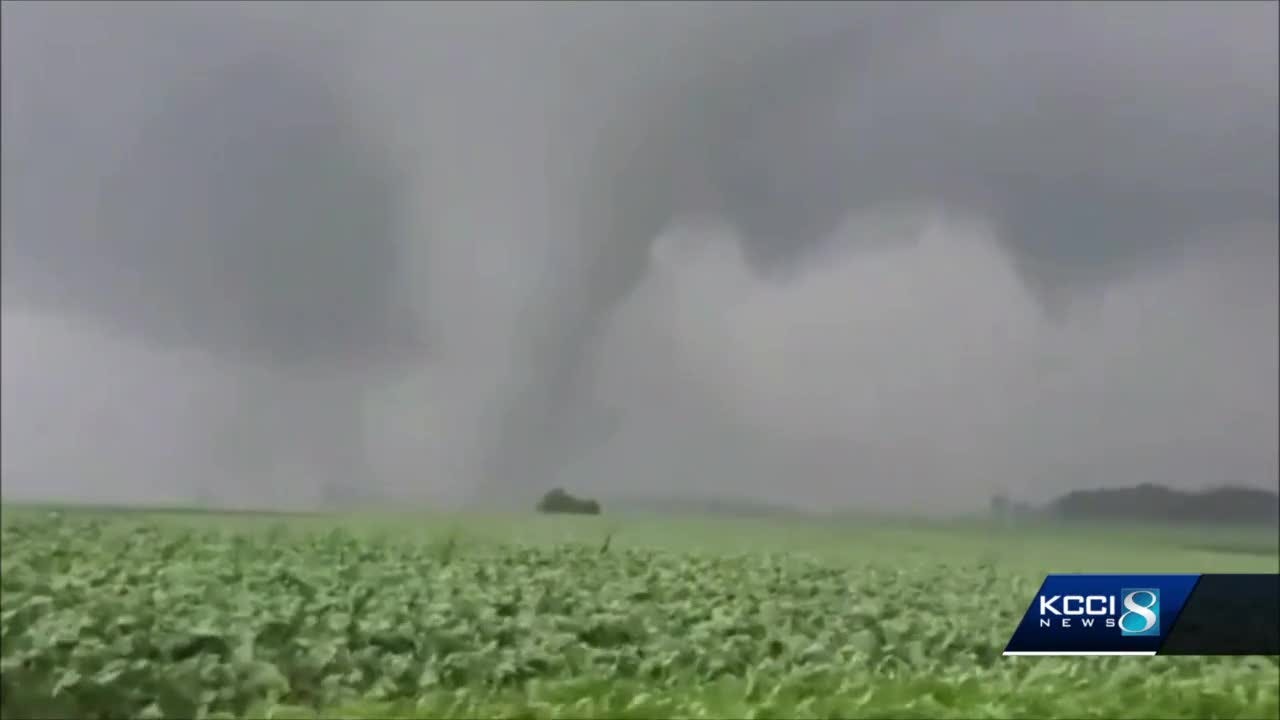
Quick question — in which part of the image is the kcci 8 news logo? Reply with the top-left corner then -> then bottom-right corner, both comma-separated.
1036,588 -> 1160,636
1003,574 -> 1199,656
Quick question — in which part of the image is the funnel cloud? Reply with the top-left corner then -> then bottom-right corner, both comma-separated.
2,2 -> 1276,513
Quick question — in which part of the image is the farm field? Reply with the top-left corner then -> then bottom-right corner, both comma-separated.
2,505 -> 1277,719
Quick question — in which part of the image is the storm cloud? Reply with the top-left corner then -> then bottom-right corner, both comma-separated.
2,2 -> 1276,511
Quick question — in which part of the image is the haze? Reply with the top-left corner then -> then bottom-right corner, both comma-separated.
2,1 -> 1276,514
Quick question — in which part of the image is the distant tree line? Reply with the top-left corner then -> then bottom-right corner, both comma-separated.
533,482 -> 1276,525
536,488 -> 601,515
993,484 -> 1279,527
1047,484 -> 1278,526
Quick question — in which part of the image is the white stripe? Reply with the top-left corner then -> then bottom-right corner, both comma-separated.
1003,651 -> 1157,656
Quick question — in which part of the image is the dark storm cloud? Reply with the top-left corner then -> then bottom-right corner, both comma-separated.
449,1 -> 1279,496
678,2 -> 1280,300
2,2 -> 1275,508
2,2 -> 418,371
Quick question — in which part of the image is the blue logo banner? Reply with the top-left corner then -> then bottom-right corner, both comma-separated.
1004,574 -> 1200,655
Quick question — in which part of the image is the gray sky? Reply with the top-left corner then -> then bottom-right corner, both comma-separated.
2,1 -> 1276,512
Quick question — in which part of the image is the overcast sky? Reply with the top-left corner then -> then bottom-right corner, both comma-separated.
2,1 -> 1276,512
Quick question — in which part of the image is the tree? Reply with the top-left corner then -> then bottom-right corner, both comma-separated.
536,488 -> 602,515
990,492 -> 1010,516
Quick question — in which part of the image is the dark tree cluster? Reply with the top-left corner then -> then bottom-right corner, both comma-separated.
536,488 -> 601,515
1049,484 -> 1279,527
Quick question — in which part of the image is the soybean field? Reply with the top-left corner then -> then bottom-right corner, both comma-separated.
2,507 -> 1277,719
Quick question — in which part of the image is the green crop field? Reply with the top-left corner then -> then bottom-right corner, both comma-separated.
2,506 -> 1277,720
